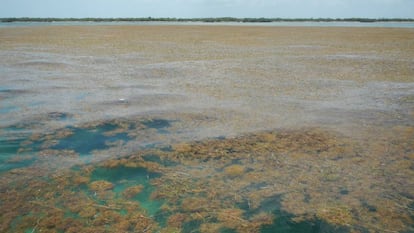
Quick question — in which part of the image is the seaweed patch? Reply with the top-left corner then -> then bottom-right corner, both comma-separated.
1,127 -> 412,232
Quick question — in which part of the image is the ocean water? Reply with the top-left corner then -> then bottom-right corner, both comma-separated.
0,25 -> 413,233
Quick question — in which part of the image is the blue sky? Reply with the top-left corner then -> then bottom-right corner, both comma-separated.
1,0 -> 413,18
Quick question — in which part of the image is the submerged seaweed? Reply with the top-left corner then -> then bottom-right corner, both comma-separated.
0,125 -> 413,233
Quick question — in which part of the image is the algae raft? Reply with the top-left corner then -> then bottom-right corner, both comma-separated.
1,118 -> 413,232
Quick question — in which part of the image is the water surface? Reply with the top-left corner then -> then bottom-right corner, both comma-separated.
0,25 -> 413,233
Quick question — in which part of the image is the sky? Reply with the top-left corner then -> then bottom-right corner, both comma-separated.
1,0 -> 413,18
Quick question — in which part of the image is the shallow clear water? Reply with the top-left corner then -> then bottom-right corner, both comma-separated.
51,124 -> 130,155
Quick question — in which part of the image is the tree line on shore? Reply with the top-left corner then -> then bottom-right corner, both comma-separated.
1,17 -> 414,23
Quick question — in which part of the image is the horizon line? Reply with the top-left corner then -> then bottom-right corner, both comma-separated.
2,17 -> 414,23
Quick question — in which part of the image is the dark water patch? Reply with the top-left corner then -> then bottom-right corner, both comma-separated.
142,119 -> 171,130
70,164 -> 83,172
141,154 -> 163,164
3,124 -> 26,131
231,158 -> 242,164
182,219 -> 203,233
261,218 -> 351,233
304,192 -> 311,203
90,166 -> 161,183
399,192 -> 414,201
0,132 -> 38,172
0,88 -> 30,99
136,189 -> 164,216
46,112 -> 72,121
76,93 -> 89,100
3,121 -> 37,131
408,202 -> 414,210
10,215 -> 27,233
0,105 -> 19,113
241,182 -> 269,193
29,101 -> 44,107
0,155 -> 36,172
51,123 -> 130,155
0,138 -> 22,155
260,211 -> 350,233
142,154 -> 179,166
141,143 -> 159,150
254,194 -> 284,214
233,195 -> 285,226
142,143 -> 178,153
340,188 -> 349,195
15,61 -> 70,69
153,128 -> 168,134
220,228 -> 237,233
236,198 -> 251,211
215,136 -> 227,140
152,210 -> 169,227
1,126 -> 36,144
0,87 -> 11,93
360,200 -> 377,212
159,145 -> 173,152
13,111 -> 74,128
234,194 -> 352,233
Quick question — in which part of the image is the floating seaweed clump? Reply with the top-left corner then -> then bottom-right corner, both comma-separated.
224,164 -> 245,177
315,205 -> 353,226
1,126 -> 413,232
123,185 -> 144,198
89,180 -> 114,192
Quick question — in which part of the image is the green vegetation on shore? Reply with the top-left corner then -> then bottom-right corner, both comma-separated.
1,17 -> 414,23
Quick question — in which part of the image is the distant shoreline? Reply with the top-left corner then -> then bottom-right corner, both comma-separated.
2,17 -> 414,23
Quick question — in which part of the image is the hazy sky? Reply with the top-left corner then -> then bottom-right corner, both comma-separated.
1,0 -> 413,18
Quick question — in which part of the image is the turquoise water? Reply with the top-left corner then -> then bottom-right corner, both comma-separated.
0,136 -> 36,172
1,113 -> 412,233
0,88 -> 22,113
90,166 -> 163,216
259,196 -> 349,233
260,218 -> 344,233
0,118 -> 173,173
0,126 -> 38,172
1,122 -> 412,232
0,106 -> 19,114
142,119 -> 171,129
52,124 -> 130,155
142,119 -> 171,134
